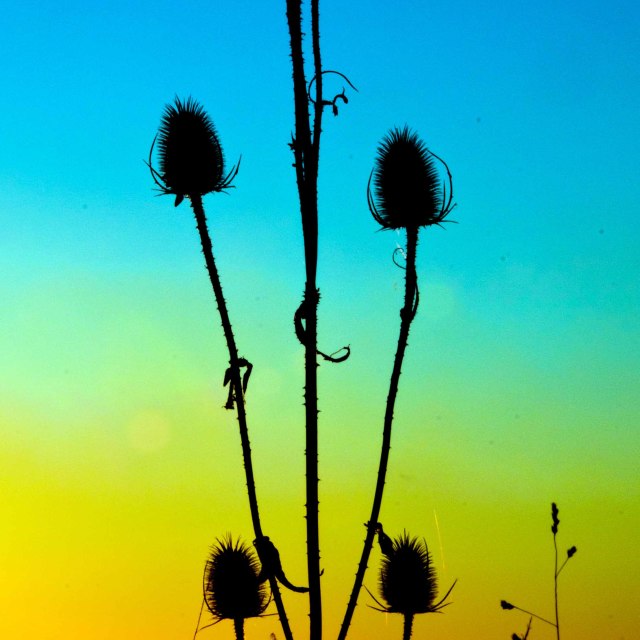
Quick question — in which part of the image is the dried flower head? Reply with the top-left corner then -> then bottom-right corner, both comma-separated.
374,531 -> 455,615
551,502 -> 560,535
148,96 -> 239,206
203,535 -> 269,622
368,126 -> 454,230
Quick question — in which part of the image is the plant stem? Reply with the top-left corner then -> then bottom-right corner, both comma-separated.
190,194 -> 293,640
304,285 -> 321,640
307,5 -> 324,638
338,226 -> 420,640
554,531 -> 560,640
510,603 -> 556,628
234,618 -> 245,640
285,1 -> 324,638
403,613 -> 414,640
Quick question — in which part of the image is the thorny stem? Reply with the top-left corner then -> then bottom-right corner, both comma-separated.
286,1 -> 324,638
307,3 -> 324,638
190,195 -> 294,640
234,618 -> 245,640
338,226 -> 420,640
310,0 -> 323,176
403,613 -> 414,640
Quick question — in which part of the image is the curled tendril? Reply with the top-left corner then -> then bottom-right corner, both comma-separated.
294,301 -> 351,364
390,251 -> 419,319
392,247 -> 407,270
307,70 -> 359,116
318,345 -> 351,363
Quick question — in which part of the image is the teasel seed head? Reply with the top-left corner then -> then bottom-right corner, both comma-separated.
377,531 -> 455,615
148,96 -> 239,206
203,535 -> 269,622
368,126 -> 454,230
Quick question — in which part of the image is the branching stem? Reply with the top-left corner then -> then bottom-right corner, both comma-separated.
508,603 -> 556,629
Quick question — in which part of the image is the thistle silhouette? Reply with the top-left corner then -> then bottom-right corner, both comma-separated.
148,97 -> 293,640
339,127 -> 454,639
367,530 -> 456,640
200,536 -> 269,640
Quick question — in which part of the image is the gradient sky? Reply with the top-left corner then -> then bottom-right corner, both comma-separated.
1,1 -> 639,639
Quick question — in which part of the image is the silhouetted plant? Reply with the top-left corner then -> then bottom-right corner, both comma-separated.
511,616 -> 533,640
367,530 -> 456,640
285,1 -> 324,634
254,536 -> 309,594
148,96 -> 239,207
148,97 -> 294,640
147,5 -> 460,640
501,503 -> 578,639
199,535 -> 269,640
285,1 -> 355,637
368,126 -> 453,230
339,127 -> 454,639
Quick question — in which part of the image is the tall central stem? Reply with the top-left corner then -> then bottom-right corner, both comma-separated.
286,0 -> 324,636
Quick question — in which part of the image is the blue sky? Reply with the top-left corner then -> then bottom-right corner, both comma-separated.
1,1 -> 639,638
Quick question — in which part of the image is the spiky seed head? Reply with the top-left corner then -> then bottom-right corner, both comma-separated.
369,126 -> 449,230
203,535 -> 268,622
151,97 -> 235,203
379,532 -> 438,614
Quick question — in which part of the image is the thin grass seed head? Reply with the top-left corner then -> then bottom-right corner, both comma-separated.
148,96 -> 239,206
378,531 -> 449,615
368,126 -> 454,230
203,535 -> 269,622
551,502 -> 560,535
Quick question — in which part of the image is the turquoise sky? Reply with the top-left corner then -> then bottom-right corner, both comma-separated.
1,1 -> 639,639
